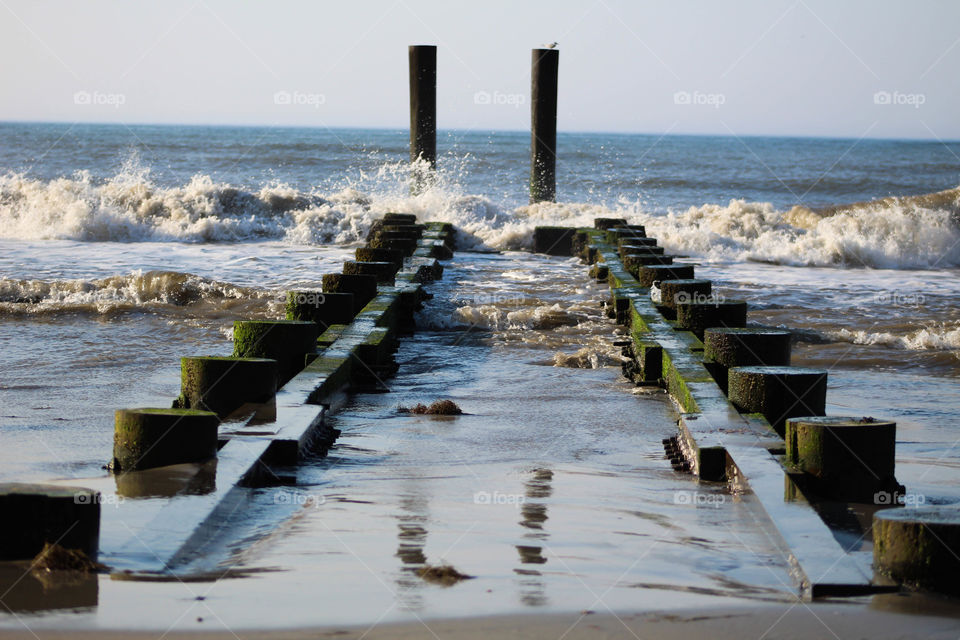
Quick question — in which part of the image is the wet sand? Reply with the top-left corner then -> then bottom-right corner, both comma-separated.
1,602 -> 959,640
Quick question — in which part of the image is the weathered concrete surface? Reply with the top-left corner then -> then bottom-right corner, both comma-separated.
111,408 -> 219,473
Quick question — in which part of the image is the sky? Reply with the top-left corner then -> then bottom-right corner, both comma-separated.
0,0 -> 957,140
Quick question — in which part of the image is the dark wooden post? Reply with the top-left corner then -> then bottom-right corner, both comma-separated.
409,45 -> 436,193
530,48 -> 558,203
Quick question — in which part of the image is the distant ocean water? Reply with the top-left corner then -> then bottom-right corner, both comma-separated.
0,121 -> 958,500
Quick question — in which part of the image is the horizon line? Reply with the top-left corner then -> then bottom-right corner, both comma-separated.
1,119 -> 957,145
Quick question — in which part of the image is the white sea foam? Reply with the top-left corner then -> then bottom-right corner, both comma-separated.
0,270 -> 274,315
2,160 -> 958,269
829,325 -> 960,352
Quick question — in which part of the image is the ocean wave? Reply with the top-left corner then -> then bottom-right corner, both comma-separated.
3,159 -> 959,269
0,270 -> 274,315
642,190 -> 960,269
829,325 -> 960,352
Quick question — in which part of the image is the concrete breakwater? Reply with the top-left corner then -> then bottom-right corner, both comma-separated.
535,219 -> 960,600
0,214 -> 455,577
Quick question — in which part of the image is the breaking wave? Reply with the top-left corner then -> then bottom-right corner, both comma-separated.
0,270 -> 275,315
2,156 -> 959,269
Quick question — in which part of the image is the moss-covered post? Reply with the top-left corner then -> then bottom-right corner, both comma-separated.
785,416 -> 900,502
343,260 -> 399,284
874,507 -> 960,595
0,484 -> 101,560
286,291 -> 357,331
728,366 -> 828,437
637,265 -> 695,287
594,217 -> 627,230
233,319 -> 319,385
675,299 -> 748,340
176,356 -> 277,419
111,408 -> 219,472
321,274 -> 378,314
704,327 -> 791,392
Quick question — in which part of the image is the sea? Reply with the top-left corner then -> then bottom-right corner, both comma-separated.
1,122 -> 959,629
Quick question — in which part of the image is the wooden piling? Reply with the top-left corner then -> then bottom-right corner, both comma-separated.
409,44 -> 436,193
530,48 -> 558,203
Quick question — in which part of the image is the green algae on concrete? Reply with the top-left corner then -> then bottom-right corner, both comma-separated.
355,247 -> 405,270
0,483 -> 101,560
728,366 -> 827,437
321,273 -> 378,313
176,356 -> 277,419
233,319 -> 319,385
369,236 -> 418,255
343,260 -> 398,284
704,327 -> 791,392
675,299 -> 748,340
785,416 -> 901,502
285,291 -> 357,330
622,253 -> 674,273
111,408 -> 219,473
637,264 -> 695,287
658,279 -> 713,309
874,506 -> 960,596
593,217 -> 627,230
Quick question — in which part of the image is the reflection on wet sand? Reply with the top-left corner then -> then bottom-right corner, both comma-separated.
515,468 -> 553,607
0,562 -> 98,613
114,459 -> 217,499
394,492 -> 429,612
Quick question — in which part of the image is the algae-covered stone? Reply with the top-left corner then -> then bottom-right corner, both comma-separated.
785,416 -> 900,502
111,408 -> 219,473
343,260 -> 398,284
382,213 -> 418,225
233,319 -> 319,384
659,279 -> 713,309
874,507 -> 960,596
369,236 -> 417,255
177,356 -> 277,418
637,265 -> 695,287
321,274 -> 378,313
728,366 -> 827,437
286,290 -> 357,330
623,253 -> 673,273
0,483 -> 101,560
703,327 -> 790,392
594,217 -> 627,230
675,299 -> 748,340
355,247 -> 404,270
533,226 -> 576,256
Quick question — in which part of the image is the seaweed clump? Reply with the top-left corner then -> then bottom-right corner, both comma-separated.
416,564 -> 473,586
32,543 -> 106,574
398,400 -> 462,415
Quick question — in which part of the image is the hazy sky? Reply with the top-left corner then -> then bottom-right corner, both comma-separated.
1,0 -> 957,139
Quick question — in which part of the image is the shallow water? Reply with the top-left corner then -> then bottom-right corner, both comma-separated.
2,124 -> 960,628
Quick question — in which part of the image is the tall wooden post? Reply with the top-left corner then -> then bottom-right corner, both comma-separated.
530,48 -> 558,203
409,45 -> 436,193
